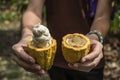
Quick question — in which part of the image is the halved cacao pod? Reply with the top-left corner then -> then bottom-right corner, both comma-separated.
27,38 -> 57,70
62,33 -> 90,64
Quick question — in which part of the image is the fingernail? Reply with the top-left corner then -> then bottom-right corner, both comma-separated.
29,59 -> 35,63
36,66 -> 41,70
73,64 -> 78,67
81,58 -> 86,62
41,70 -> 45,74
37,70 -> 45,76
68,63 -> 72,67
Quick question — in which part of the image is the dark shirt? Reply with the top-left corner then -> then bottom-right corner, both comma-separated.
45,0 -> 104,69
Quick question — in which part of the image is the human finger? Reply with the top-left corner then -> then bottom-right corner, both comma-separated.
79,51 -> 103,70
12,44 -> 35,64
36,70 -> 46,76
11,54 -> 45,74
68,62 -> 92,72
81,40 -> 103,62
69,51 -> 103,72
89,51 -> 103,67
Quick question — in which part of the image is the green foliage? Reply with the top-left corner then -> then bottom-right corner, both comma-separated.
0,11 -> 19,22
110,11 -> 120,32
110,0 -> 120,32
0,0 -> 28,22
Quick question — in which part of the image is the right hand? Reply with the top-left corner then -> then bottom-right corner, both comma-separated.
12,36 -> 45,76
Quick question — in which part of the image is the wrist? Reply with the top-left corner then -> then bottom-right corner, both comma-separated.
22,28 -> 33,39
87,30 -> 103,43
86,34 -> 99,41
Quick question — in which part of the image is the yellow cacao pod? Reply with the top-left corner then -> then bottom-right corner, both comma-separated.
62,33 -> 90,64
27,38 -> 57,70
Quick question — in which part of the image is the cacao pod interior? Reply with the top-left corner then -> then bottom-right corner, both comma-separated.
62,33 -> 90,63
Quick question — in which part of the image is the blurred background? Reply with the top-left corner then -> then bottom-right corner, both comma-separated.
0,0 -> 120,80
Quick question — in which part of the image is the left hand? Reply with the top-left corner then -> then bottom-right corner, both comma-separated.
68,37 -> 103,72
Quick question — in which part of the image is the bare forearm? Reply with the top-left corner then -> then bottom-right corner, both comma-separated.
21,0 -> 45,39
90,0 -> 111,38
21,11 -> 41,39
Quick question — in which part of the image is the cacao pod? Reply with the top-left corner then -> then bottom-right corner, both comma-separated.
27,38 -> 57,70
62,33 -> 90,64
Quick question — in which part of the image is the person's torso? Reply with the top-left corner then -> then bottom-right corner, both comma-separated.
45,0 -> 98,69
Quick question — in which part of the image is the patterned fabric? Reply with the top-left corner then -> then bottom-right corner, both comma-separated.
89,0 -> 98,18
89,0 -> 115,19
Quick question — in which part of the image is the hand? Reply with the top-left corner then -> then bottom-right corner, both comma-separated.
68,39 -> 103,72
12,36 -> 45,76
